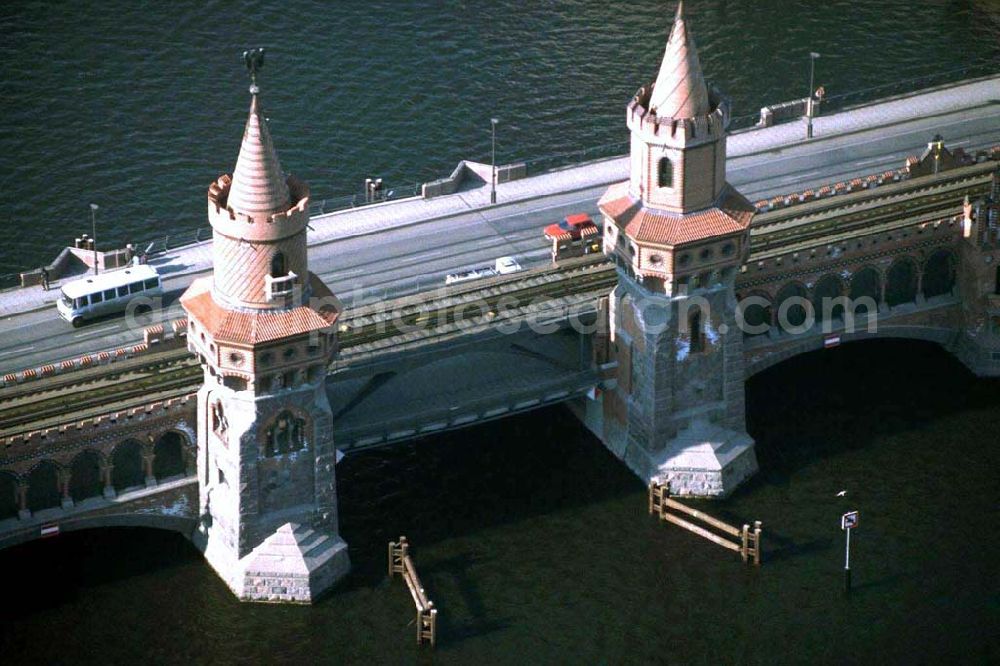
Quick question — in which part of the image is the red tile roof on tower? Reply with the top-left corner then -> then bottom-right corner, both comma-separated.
599,181 -> 754,247
648,1 -> 710,120
227,93 -> 291,217
181,273 -> 340,346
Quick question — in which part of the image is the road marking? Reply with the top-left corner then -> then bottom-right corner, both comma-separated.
854,156 -> 893,166
72,325 -> 120,338
492,196 -> 596,222
777,170 -> 823,184
0,346 -> 35,358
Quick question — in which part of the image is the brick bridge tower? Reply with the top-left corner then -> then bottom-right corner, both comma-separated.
595,2 -> 758,496
180,50 -> 349,602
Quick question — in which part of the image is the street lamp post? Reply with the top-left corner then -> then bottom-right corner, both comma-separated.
490,117 -> 498,204
89,203 -> 100,275
806,52 -> 820,139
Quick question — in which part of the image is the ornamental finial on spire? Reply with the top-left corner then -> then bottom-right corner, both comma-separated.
227,47 -> 291,218
243,47 -> 265,95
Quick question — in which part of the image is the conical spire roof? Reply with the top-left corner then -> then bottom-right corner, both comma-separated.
227,93 -> 291,216
648,1 -> 710,120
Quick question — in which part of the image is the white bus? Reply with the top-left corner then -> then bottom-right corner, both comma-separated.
57,264 -> 164,327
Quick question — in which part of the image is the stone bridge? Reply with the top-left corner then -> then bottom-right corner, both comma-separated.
0,399 -> 198,548
735,150 -> 999,377
1,142 -> 998,549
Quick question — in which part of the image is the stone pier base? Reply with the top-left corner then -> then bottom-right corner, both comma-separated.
643,420 -> 758,497
570,397 -> 758,498
197,522 -> 350,603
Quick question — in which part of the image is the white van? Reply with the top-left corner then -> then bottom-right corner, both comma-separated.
445,256 -> 523,285
57,265 -> 164,327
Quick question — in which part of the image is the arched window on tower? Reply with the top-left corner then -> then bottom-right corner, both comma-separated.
658,157 -> 673,188
265,411 -> 306,457
271,252 -> 287,278
689,307 -> 705,354
266,251 -> 296,300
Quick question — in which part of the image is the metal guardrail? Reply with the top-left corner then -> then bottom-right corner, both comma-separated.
820,60 -> 1000,116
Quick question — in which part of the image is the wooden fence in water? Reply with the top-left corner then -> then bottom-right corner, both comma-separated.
649,482 -> 762,565
388,536 -> 438,647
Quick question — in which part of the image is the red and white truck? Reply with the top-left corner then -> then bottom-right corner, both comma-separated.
544,213 -> 601,262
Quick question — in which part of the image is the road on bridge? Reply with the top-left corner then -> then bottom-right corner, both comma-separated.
0,100 -> 997,375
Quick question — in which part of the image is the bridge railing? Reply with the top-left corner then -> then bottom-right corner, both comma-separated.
819,59 -> 1000,117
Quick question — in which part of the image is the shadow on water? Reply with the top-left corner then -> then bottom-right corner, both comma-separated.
745,337 -> 997,483
336,405 -> 641,589
0,527 -> 201,626
1,337 -> 998,662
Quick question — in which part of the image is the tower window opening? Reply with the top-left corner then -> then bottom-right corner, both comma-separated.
223,375 -> 247,391
658,157 -> 673,188
211,399 -> 228,437
689,307 -> 705,354
271,252 -> 288,278
265,411 -> 306,457
266,251 -> 297,300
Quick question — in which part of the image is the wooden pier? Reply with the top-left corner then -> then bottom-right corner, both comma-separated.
649,482 -> 762,565
388,536 -> 438,647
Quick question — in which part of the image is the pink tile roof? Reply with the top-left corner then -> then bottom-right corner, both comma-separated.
599,181 -> 754,247
181,273 -> 340,346
227,93 -> 291,217
648,1 -> 709,120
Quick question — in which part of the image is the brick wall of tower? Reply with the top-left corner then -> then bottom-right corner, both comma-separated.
210,229 -> 308,308
199,378 -> 334,559
608,276 -> 747,460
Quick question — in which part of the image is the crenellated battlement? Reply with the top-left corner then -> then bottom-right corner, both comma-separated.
208,173 -> 310,242
627,84 -> 729,148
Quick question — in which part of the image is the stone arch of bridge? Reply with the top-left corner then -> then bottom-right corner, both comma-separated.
153,430 -> 193,481
811,274 -> 846,322
26,459 -> 62,513
885,256 -> 919,307
0,515 -> 198,553
744,326 -> 959,379
849,265 -> 883,304
69,449 -> 105,503
111,439 -> 146,493
736,290 -> 773,337
0,471 -> 19,521
921,248 -> 957,299
774,280 -> 810,330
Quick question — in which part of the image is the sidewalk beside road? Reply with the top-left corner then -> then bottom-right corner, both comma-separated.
2,75 -> 997,320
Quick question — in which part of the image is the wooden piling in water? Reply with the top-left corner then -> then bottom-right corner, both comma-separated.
388,536 -> 438,647
648,481 -> 763,565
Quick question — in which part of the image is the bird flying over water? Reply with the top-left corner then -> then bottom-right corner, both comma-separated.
836,490 -> 847,497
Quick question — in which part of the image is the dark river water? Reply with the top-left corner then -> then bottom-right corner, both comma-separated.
1,341 -> 998,663
1,0 -> 999,662
1,0 -> 998,278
